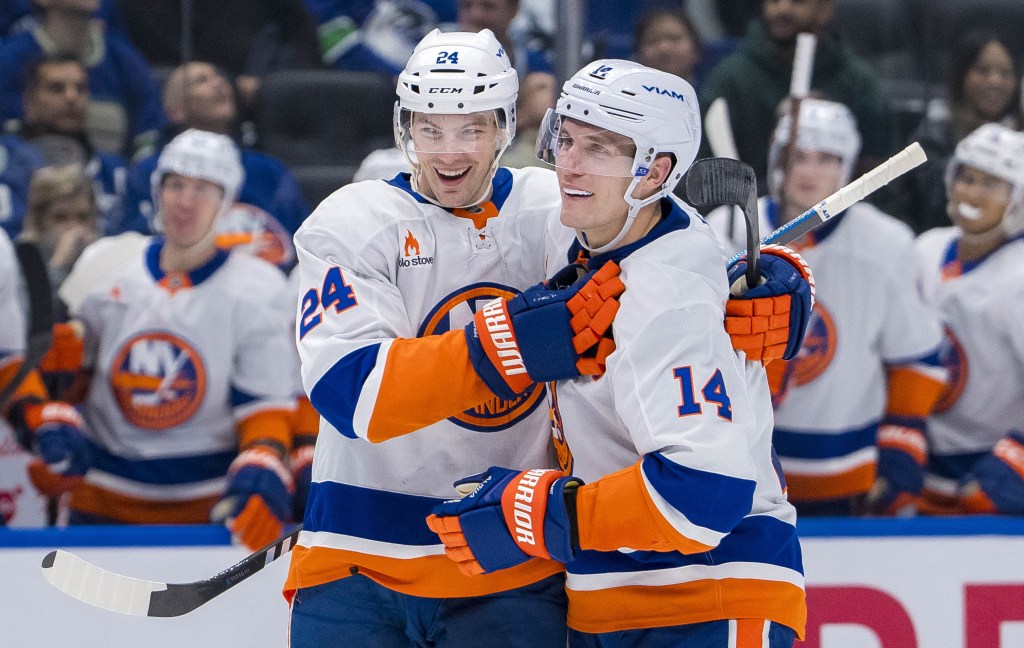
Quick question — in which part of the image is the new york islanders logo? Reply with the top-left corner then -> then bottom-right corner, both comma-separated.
789,301 -> 837,386
419,282 -> 544,431
215,202 -> 296,269
109,332 -> 207,429
933,327 -> 967,413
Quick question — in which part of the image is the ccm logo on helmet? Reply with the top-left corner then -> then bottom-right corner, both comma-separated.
428,87 -> 463,94
643,85 -> 688,102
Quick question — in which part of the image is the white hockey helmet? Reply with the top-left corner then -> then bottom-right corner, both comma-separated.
535,59 -> 701,252
395,29 -> 517,164
150,129 -> 244,229
945,122 -> 1024,236
767,98 -> 862,199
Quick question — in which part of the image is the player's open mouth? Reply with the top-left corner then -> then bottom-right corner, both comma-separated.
435,167 -> 470,185
562,187 -> 593,199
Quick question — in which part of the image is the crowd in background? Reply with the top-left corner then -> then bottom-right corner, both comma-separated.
1,0 -> 1022,532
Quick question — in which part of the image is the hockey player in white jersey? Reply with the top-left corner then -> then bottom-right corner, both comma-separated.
707,98 -> 947,516
426,61 -> 809,646
915,123 -> 1024,515
0,231 -> 87,526
287,29 -> 815,648
58,129 -> 298,549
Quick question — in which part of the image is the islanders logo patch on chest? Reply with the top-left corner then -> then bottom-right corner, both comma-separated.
109,331 -> 207,429
419,282 -> 545,431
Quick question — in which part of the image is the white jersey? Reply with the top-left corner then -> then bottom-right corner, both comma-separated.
547,199 -> 805,636
707,198 -> 944,501
65,236 -> 295,523
916,228 -> 1024,478
0,229 -> 49,528
287,168 -> 575,599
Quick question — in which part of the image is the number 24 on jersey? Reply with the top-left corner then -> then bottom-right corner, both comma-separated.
299,266 -> 358,339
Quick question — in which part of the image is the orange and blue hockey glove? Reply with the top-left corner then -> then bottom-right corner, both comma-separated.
213,446 -> 294,551
13,400 -> 92,496
866,416 -> 928,515
426,466 -> 583,576
959,432 -> 1024,514
464,261 -> 623,400
726,245 -> 815,362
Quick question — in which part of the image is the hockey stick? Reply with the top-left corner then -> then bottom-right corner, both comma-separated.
778,32 -> 817,220
41,525 -> 301,617
686,157 -> 760,287
0,241 -> 54,409
703,98 -> 745,242
727,142 -> 927,266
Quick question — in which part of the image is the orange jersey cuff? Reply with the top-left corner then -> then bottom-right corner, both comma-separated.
238,409 -> 294,454
576,462 -> 714,555
886,366 -> 946,418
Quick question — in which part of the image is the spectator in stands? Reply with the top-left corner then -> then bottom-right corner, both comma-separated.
915,123 -> 1024,517
905,31 -> 1022,235
306,0 -> 454,76
500,69 -> 554,168
707,98 -> 946,517
458,0 -> 552,76
0,55 -> 127,238
698,0 -> 893,193
0,0 -> 164,158
20,164 -> 99,290
118,0 -> 320,114
633,7 -> 702,88
57,129 -> 297,550
121,61 -> 309,270
1,0 -> 124,41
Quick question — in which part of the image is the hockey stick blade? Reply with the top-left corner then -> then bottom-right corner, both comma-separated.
41,526 -> 301,617
0,241 -> 54,408
727,142 -> 927,266
685,157 -> 761,287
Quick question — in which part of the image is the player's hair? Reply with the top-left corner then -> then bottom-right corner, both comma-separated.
23,53 -> 86,94
22,164 -> 97,241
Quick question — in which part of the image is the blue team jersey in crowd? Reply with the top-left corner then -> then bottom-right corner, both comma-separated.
0,28 -> 164,152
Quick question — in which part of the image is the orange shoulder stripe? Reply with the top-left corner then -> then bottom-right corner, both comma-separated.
576,462 -> 715,555
365,330 -> 498,442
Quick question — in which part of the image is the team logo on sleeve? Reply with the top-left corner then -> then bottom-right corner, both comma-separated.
788,302 -> 837,386
109,332 -> 207,430
419,283 -> 544,431
933,327 -> 967,413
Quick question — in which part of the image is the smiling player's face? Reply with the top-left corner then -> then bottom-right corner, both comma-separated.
411,111 -> 502,208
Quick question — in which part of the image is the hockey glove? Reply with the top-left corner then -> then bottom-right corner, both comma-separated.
18,401 -> 92,495
465,261 -> 624,400
952,432 -> 1024,515
866,417 -> 928,515
213,446 -> 294,551
725,245 -> 814,362
426,466 -> 583,576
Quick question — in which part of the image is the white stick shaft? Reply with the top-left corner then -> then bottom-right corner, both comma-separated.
704,98 -> 739,160
729,142 -> 927,264
790,33 -> 817,98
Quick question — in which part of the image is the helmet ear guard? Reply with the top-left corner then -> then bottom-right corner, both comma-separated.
945,123 -> 1024,237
